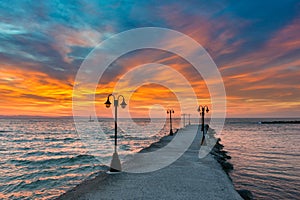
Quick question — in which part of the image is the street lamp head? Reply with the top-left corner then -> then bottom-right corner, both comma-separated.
197,106 -> 200,112
206,107 -> 209,113
167,109 -> 174,114
120,99 -> 127,109
104,98 -> 111,108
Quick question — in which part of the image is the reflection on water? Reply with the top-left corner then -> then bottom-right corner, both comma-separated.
1,118 -> 299,200
0,118 -> 181,199
221,118 -> 300,200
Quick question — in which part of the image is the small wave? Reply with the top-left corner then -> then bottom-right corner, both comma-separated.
64,137 -> 77,141
4,164 -> 106,194
68,154 -> 97,163
109,135 -> 125,139
17,147 -> 31,151
11,139 -> 36,143
24,151 -> 44,157
120,144 -> 131,150
44,137 -> 79,142
125,136 -> 145,140
23,151 -> 70,158
10,154 -> 97,166
4,175 -> 75,193
63,164 -> 106,174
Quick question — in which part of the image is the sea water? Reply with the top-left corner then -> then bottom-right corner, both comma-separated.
0,118 -> 299,199
0,118 -> 181,199
221,118 -> 300,200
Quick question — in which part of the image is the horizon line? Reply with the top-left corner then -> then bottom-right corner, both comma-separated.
0,115 -> 299,119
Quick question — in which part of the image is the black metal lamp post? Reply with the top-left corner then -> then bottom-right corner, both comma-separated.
197,105 -> 209,145
167,109 -> 174,136
188,114 -> 191,125
105,94 -> 127,172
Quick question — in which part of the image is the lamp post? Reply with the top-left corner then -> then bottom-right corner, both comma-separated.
167,109 -> 174,136
188,114 -> 191,125
104,94 -> 127,172
181,113 -> 186,127
197,105 -> 209,145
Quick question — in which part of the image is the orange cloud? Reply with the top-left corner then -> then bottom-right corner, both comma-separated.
127,84 -> 181,118
0,65 -> 73,116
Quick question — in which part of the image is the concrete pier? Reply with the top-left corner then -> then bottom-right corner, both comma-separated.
57,125 -> 242,200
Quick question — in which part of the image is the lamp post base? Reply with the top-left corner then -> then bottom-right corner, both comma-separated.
201,134 -> 207,146
170,129 -> 174,136
109,151 -> 122,173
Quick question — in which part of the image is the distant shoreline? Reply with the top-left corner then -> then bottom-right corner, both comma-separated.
259,120 -> 300,124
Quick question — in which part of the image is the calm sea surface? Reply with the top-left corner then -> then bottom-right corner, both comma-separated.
0,118 -> 299,199
221,118 -> 300,200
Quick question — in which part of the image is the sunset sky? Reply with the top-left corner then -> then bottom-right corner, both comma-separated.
0,1 -> 299,118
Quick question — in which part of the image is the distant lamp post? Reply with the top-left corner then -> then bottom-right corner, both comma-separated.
167,109 -> 175,136
197,105 -> 209,145
105,94 -> 127,173
181,113 -> 186,127
188,114 -> 191,125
